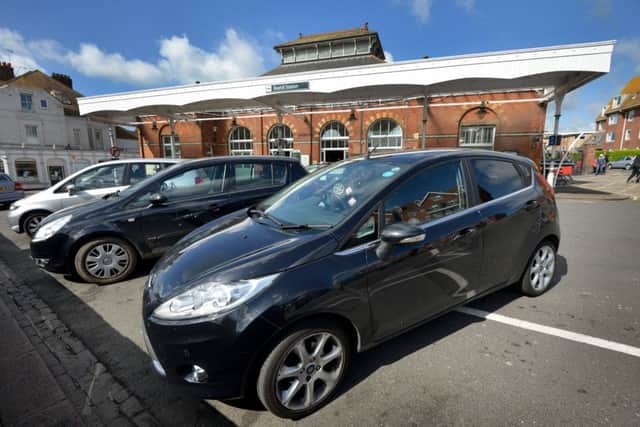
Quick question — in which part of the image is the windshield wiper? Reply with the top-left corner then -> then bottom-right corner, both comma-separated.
247,208 -> 285,228
280,223 -> 332,230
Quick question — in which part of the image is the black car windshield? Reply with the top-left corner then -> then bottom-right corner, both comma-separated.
258,158 -> 411,227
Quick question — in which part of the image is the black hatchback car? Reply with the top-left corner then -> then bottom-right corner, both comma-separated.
142,150 -> 560,419
30,156 -> 306,284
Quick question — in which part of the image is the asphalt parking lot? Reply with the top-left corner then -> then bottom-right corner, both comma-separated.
1,198 -> 639,426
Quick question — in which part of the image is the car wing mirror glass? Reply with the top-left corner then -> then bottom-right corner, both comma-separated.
149,193 -> 168,207
376,222 -> 426,260
67,184 -> 77,195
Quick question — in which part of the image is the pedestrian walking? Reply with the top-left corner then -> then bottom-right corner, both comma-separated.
592,158 -> 597,174
596,154 -> 606,175
627,155 -> 640,183
603,153 -> 609,174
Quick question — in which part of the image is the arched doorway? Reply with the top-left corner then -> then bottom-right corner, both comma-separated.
320,121 -> 349,163
268,124 -> 294,157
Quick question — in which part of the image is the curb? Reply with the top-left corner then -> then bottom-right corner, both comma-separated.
555,192 -> 629,201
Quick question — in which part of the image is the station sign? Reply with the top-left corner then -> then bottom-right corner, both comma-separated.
268,82 -> 309,93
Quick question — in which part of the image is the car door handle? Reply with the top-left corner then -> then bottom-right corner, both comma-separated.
525,200 -> 539,211
453,227 -> 476,241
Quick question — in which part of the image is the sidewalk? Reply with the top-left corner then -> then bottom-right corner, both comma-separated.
555,170 -> 640,201
0,259 -> 158,427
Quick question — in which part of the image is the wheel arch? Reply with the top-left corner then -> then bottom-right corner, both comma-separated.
68,231 -> 143,272
19,209 -> 53,233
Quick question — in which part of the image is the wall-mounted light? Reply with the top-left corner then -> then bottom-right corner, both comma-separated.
151,120 -> 157,130
231,116 -> 237,127
477,101 -> 488,118
348,109 -> 358,121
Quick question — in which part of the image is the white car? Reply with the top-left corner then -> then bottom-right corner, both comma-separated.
8,159 -> 178,236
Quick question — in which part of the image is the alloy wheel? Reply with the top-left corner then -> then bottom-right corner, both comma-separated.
529,245 -> 555,291
25,215 -> 44,236
84,242 -> 131,279
275,332 -> 345,411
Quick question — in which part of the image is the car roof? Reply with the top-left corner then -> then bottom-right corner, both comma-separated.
363,148 -> 535,168
95,158 -> 179,166
178,155 -> 302,167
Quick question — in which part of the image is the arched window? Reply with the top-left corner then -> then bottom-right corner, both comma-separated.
367,118 -> 402,150
320,121 -> 349,162
228,126 -> 253,156
268,124 -> 294,156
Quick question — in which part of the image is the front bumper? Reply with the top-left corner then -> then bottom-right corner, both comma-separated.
7,206 -> 23,233
30,233 -> 74,273
142,308 -> 278,399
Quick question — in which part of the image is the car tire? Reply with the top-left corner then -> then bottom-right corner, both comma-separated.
257,319 -> 351,419
74,237 -> 138,285
23,211 -> 50,238
520,241 -> 557,297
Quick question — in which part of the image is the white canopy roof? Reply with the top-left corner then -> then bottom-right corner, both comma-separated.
78,40 -> 615,123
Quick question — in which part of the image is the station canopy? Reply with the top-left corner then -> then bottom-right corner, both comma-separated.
78,41 -> 615,124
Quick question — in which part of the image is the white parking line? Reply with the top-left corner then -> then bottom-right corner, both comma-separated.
455,306 -> 640,358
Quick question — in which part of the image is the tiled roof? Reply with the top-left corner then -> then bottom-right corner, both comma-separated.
274,27 -> 377,49
6,70 -> 83,115
597,75 -> 640,119
261,55 -> 386,76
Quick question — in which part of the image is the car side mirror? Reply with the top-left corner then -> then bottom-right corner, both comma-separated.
67,184 -> 77,195
149,193 -> 168,207
376,222 -> 426,260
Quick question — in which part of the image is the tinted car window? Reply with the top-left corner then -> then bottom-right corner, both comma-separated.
470,159 -> 527,203
132,165 -> 225,205
128,163 -> 168,185
273,163 -> 288,185
516,162 -> 532,187
226,163 -> 282,190
74,164 -> 126,190
384,161 -> 468,226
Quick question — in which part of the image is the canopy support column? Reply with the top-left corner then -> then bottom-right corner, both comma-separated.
421,94 -> 429,149
547,93 -> 564,186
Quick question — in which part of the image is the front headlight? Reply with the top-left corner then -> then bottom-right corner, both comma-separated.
32,215 -> 72,242
9,202 -> 19,210
152,273 -> 279,321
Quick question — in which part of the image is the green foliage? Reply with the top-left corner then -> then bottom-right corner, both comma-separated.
595,149 -> 640,162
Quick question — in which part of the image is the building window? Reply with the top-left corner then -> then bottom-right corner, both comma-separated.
597,122 -> 603,131
459,125 -> 495,148
73,128 -> 81,147
15,159 -> 38,182
20,93 -> 33,112
268,124 -> 294,156
613,96 -> 622,107
40,99 -> 48,109
367,118 -> 403,150
625,129 -> 632,141
318,43 -> 330,59
321,121 -> 349,162
606,131 -> 615,142
628,110 -> 635,121
608,114 -> 618,125
228,126 -> 253,155
283,48 -> 294,64
94,129 -> 103,148
162,135 -> 181,158
25,125 -> 38,139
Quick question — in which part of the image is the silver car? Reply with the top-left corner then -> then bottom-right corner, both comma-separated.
0,173 -> 25,206
8,159 -> 178,236
608,155 -> 636,170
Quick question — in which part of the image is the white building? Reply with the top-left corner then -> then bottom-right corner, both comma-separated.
0,64 -> 138,188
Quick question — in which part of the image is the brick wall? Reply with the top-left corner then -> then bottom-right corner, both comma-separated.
136,90 -> 547,164
597,107 -> 640,150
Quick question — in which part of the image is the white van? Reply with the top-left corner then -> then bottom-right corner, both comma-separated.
8,159 -> 178,236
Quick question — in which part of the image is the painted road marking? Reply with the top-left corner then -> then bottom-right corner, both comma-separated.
455,306 -> 640,358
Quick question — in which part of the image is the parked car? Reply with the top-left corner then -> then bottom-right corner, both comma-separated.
141,150 -> 560,419
608,155 -> 636,170
30,156 -> 307,284
0,173 -> 24,206
9,159 -> 178,237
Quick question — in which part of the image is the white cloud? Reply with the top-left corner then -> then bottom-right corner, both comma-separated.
410,0 -> 433,23
384,51 -> 395,62
455,0 -> 475,12
0,26 -> 267,87
616,38 -> 640,72
0,28 -> 44,74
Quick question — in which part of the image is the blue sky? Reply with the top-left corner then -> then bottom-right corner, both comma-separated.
1,0 -> 639,132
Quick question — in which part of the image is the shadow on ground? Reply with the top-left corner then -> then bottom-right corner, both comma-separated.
0,234 -> 234,427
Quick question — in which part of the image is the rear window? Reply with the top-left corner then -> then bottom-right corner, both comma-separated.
470,159 -> 528,203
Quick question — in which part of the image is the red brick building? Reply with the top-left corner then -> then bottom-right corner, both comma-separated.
595,76 -> 640,150
137,26 -> 548,165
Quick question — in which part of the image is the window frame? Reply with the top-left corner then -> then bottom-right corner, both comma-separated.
161,134 -> 181,158
367,118 -> 403,150
20,93 -> 33,112
459,125 -> 496,149
606,131 -> 615,142
228,126 -> 254,156
40,99 -> 48,110
223,161 -> 287,194
268,124 -> 294,156
625,129 -> 632,141
628,110 -> 635,122
608,115 -> 618,125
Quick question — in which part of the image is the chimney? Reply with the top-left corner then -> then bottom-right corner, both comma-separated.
51,72 -> 73,89
362,22 -> 369,31
0,62 -> 15,81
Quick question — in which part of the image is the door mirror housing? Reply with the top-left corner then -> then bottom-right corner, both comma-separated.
377,222 -> 426,260
149,193 -> 168,207
66,184 -> 77,195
